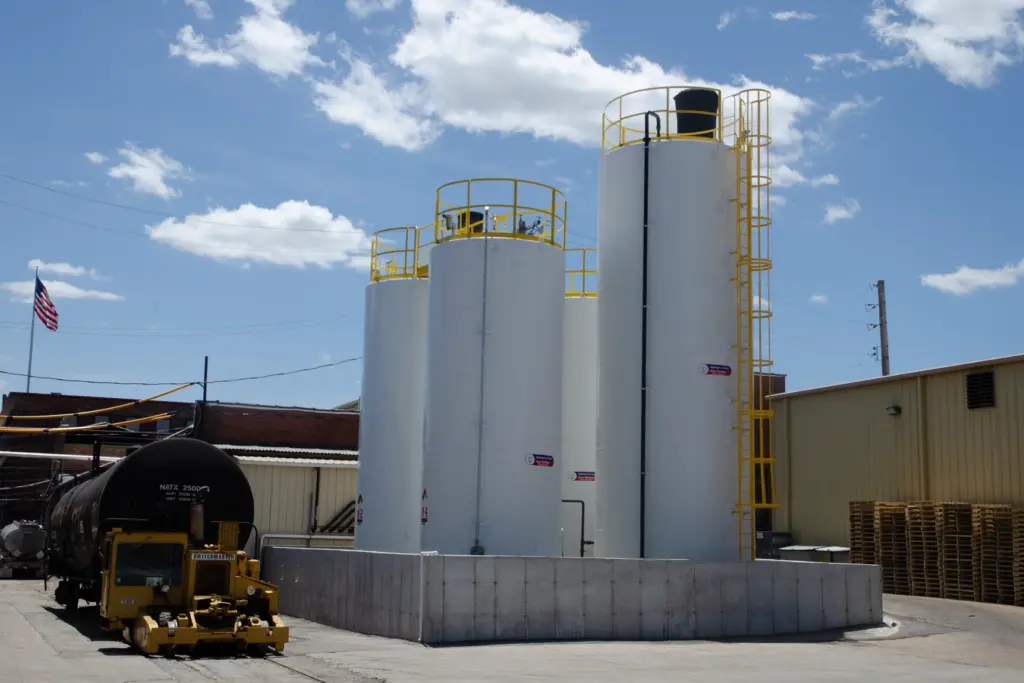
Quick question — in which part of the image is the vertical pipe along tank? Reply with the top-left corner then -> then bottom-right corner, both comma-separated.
561,247 -> 598,557
47,438 -> 254,580
596,86 -> 746,561
354,226 -> 431,553
420,179 -> 567,556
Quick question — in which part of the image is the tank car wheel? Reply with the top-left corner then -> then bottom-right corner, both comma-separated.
54,581 -> 79,611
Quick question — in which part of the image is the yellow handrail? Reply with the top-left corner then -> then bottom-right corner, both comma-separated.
602,86 -> 725,154
369,225 -> 437,282
565,247 -> 597,298
370,226 -> 421,282
433,178 -> 567,250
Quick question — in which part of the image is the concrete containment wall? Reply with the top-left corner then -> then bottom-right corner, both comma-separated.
261,548 -> 883,644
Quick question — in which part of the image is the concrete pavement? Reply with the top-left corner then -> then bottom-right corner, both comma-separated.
1,580 -> 1022,682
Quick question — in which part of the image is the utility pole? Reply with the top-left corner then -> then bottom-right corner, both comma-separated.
866,280 -> 890,376
202,356 -> 209,404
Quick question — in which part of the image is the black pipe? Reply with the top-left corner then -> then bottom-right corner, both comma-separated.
310,467 -> 322,535
91,441 -> 101,475
561,499 -> 588,558
640,111 -> 660,560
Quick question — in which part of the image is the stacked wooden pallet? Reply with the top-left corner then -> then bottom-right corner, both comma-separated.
972,504 -> 1015,605
1011,508 -> 1023,607
936,502 -> 974,601
906,502 -> 941,598
874,501 -> 910,595
848,501 -> 877,565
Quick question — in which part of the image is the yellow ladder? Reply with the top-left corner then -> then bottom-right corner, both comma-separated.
731,94 -> 776,562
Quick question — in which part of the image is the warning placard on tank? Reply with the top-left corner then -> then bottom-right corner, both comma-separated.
159,483 -> 210,503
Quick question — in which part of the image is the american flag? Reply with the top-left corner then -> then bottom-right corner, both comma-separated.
33,275 -> 59,332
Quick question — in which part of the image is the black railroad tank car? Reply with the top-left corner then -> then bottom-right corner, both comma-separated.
48,437 -> 255,580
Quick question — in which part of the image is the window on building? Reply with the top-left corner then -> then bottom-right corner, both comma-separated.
965,370 -> 995,410
94,415 -> 109,425
156,419 -> 171,433
60,416 -> 77,427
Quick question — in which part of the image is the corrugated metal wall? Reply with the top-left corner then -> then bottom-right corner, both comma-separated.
241,463 -> 358,549
774,360 -> 1024,545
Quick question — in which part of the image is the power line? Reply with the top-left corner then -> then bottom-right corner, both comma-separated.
1,174 -> 338,234
0,173 -> 599,247
0,357 -> 361,387
0,179 -> 598,248
769,299 -> 871,327
0,318 -> 349,339
0,198 -> 368,256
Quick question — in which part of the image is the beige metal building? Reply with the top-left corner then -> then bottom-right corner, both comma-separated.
220,445 -> 359,551
772,354 -> 1024,546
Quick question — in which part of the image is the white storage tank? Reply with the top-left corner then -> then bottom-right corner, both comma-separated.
421,179 -> 567,556
354,226 -> 430,553
595,86 -> 772,561
561,248 -> 598,557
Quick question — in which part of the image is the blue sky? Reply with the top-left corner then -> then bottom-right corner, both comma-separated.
2,0 -> 1024,408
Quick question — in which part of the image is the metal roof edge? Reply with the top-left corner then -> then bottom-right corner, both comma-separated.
213,444 -> 358,457
769,352 -> 1024,401
234,455 -> 358,469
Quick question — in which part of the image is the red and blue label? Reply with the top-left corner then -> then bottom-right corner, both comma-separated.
527,454 -> 555,467
700,363 -> 732,377
571,471 -> 595,482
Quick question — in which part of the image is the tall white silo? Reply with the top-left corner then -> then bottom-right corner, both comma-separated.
354,226 -> 431,553
420,179 -> 567,557
561,248 -> 598,557
595,86 -> 774,561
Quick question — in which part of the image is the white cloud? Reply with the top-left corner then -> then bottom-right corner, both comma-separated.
170,26 -> 241,67
1,280 -> 123,303
170,0 -> 326,78
85,152 -> 107,164
829,94 -> 882,120
772,11 -> 816,21
809,293 -> 828,304
346,0 -> 402,19
49,180 -> 89,187
185,0 -> 213,20
771,194 -> 787,206
177,0 -> 816,160
805,50 -> 908,75
775,166 -> 842,190
867,0 -> 1024,87
146,200 -> 372,269
824,198 -> 861,224
107,144 -> 188,199
312,58 -> 440,150
308,0 -> 815,154
717,11 -> 737,30
27,259 -> 103,280
775,164 -> 807,187
920,258 -> 1024,295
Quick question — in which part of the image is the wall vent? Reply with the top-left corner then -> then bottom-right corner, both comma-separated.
965,370 -> 995,410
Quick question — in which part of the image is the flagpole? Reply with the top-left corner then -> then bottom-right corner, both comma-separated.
26,268 -> 37,392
